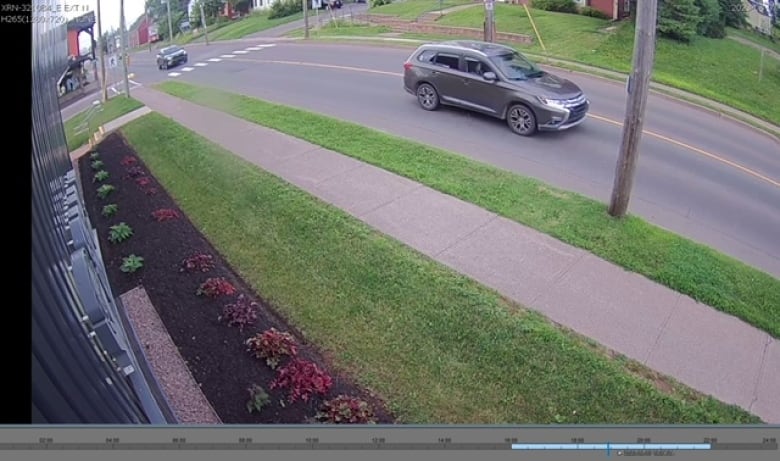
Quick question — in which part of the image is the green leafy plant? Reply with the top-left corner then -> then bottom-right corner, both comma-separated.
315,395 -> 377,424
246,328 -> 298,369
246,384 -> 270,414
97,184 -> 115,199
120,254 -> 144,273
101,204 -> 118,217
91,159 -> 104,170
89,151 -> 100,160
93,170 -> 109,182
108,222 -> 134,243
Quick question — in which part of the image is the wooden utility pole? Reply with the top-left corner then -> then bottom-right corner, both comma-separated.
608,0 -> 657,217
200,2 -> 209,45
484,0 -> 495,42
166,0 -> 174,44
303,0 -> 310,39
96,0 -> 108,102
119,0 -> 131,97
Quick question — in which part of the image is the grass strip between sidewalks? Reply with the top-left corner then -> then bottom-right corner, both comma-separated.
156,80 -> 780,339
122,112 -> 760,423
64,96 -> 143,151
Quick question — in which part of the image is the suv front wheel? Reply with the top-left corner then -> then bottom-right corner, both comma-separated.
416,83 -> 440,111
506,103 -> 537,136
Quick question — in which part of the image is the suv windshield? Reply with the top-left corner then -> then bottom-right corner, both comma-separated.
160,46 -> 182,55
489,52 -> 543,80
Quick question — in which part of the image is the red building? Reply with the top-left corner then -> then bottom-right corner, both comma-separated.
128,17 -> 152,48
578,0 -> 631,20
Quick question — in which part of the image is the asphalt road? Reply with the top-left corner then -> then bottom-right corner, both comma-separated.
126,40 -> 780,278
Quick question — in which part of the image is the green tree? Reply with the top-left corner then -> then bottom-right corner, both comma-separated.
658,0 -> 701,42
145,0 -> 188,40
718,0 -> 747,27
695,0 -> 726,38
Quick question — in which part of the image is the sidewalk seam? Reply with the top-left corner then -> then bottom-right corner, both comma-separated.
354,182 -> 426,219
528,250 -> 586,306
748,334 -> 774,413
642,294 -> 679,364
432,213 -> 499,259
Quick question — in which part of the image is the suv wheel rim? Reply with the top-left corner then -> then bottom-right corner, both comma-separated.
509,107 -> 533,134
418,85 -> 436,109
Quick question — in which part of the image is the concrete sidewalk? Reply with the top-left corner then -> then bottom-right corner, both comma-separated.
129,87 -> 779,423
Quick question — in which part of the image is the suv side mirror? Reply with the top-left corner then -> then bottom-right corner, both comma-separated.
483,71 -> 497,81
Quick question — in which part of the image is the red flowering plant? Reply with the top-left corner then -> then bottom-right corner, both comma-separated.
219,295 -> 258,332
196,277 -> 236,298
151,208 -> 180,222
180,253 -> 215,273
245,328 -> 298,369
120,155 -> 138,166
270,359 -> 332,404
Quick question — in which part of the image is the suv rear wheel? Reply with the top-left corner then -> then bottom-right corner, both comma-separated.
416,83 -> 440,111
506,103 -> 537,136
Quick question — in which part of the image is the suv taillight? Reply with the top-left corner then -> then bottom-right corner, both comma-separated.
403,62 -> 413,71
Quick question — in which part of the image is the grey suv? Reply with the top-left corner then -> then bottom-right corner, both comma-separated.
403,41 -> 589,136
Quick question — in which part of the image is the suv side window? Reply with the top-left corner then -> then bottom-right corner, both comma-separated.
464,57 -> 487,76
432,53 -> 460,70
417,49 -> 437,62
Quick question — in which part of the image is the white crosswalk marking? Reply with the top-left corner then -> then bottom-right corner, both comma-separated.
255,44 -> 276,48
208,58 -> 222,62
246,47 -> 262,51
168,72 -> 181,77
182,67 -> 195,72
234,50 -> 249,54
221,54 -> 235,58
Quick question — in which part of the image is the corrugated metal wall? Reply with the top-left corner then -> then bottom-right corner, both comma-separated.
31,1 -> 168,424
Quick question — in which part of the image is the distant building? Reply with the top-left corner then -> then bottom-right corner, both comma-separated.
744,0 -> 776,34
573,0 -> 631,20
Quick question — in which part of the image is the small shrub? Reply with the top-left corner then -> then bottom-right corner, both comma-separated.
219,295 -> 258,332
108,222 -> 133,243
532,0 -> 578,14
120,254 -> 144,273
97,184 -> 115,199
93,170 -> 109,182
120,155 -> 138,166
315,395 -> 377,424
180,253 -> 216,273
268,0 -> 301,19
152,208 -> 180,222
125,166 -> 145,178
101,203 -> 118,217
90,159 -> 104,170
145,187 -> 159,196
136,177 -> 152,187
270,359 -> 332,403
246,384 -> 270,413
196,277 -> 236,298
579,6 -> 610,19
371,0 -> 391,6
246,328 -> 299,369
89,151 -> 100,159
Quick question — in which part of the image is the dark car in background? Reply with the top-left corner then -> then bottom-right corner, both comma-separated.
156,45 -> 188,70
403,41 -> 589,136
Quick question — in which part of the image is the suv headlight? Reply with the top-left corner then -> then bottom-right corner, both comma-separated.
537,97 -> 567,109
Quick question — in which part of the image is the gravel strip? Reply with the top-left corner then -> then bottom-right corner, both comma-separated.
120,286 -> 222,424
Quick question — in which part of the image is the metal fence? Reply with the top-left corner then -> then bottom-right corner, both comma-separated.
31,2 -> 170,424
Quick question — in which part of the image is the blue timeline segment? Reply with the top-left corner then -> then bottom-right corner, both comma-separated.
511,443 -> 710,456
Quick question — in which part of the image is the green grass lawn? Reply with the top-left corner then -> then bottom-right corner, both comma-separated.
290,20 -> 393,37
156,81 -> 780,339
727,26 -> 780,54
371,0 -> 475,19
64,96 -> 143,151
122,111 -> 760,423
176,12 -> 303,44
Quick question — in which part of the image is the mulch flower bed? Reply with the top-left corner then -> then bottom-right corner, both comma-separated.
78,132 -> 395,424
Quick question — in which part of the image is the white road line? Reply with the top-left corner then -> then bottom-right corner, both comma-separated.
221,54 -> 236,58
168,72 -> 181,77
256,44 -> 276,48
182,67 -> 195,72
234,50 -> 249,54
110,86 -> 120,94
208,58 -> 222,62
195,62 -> 208,67
246,47 -> 262,51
